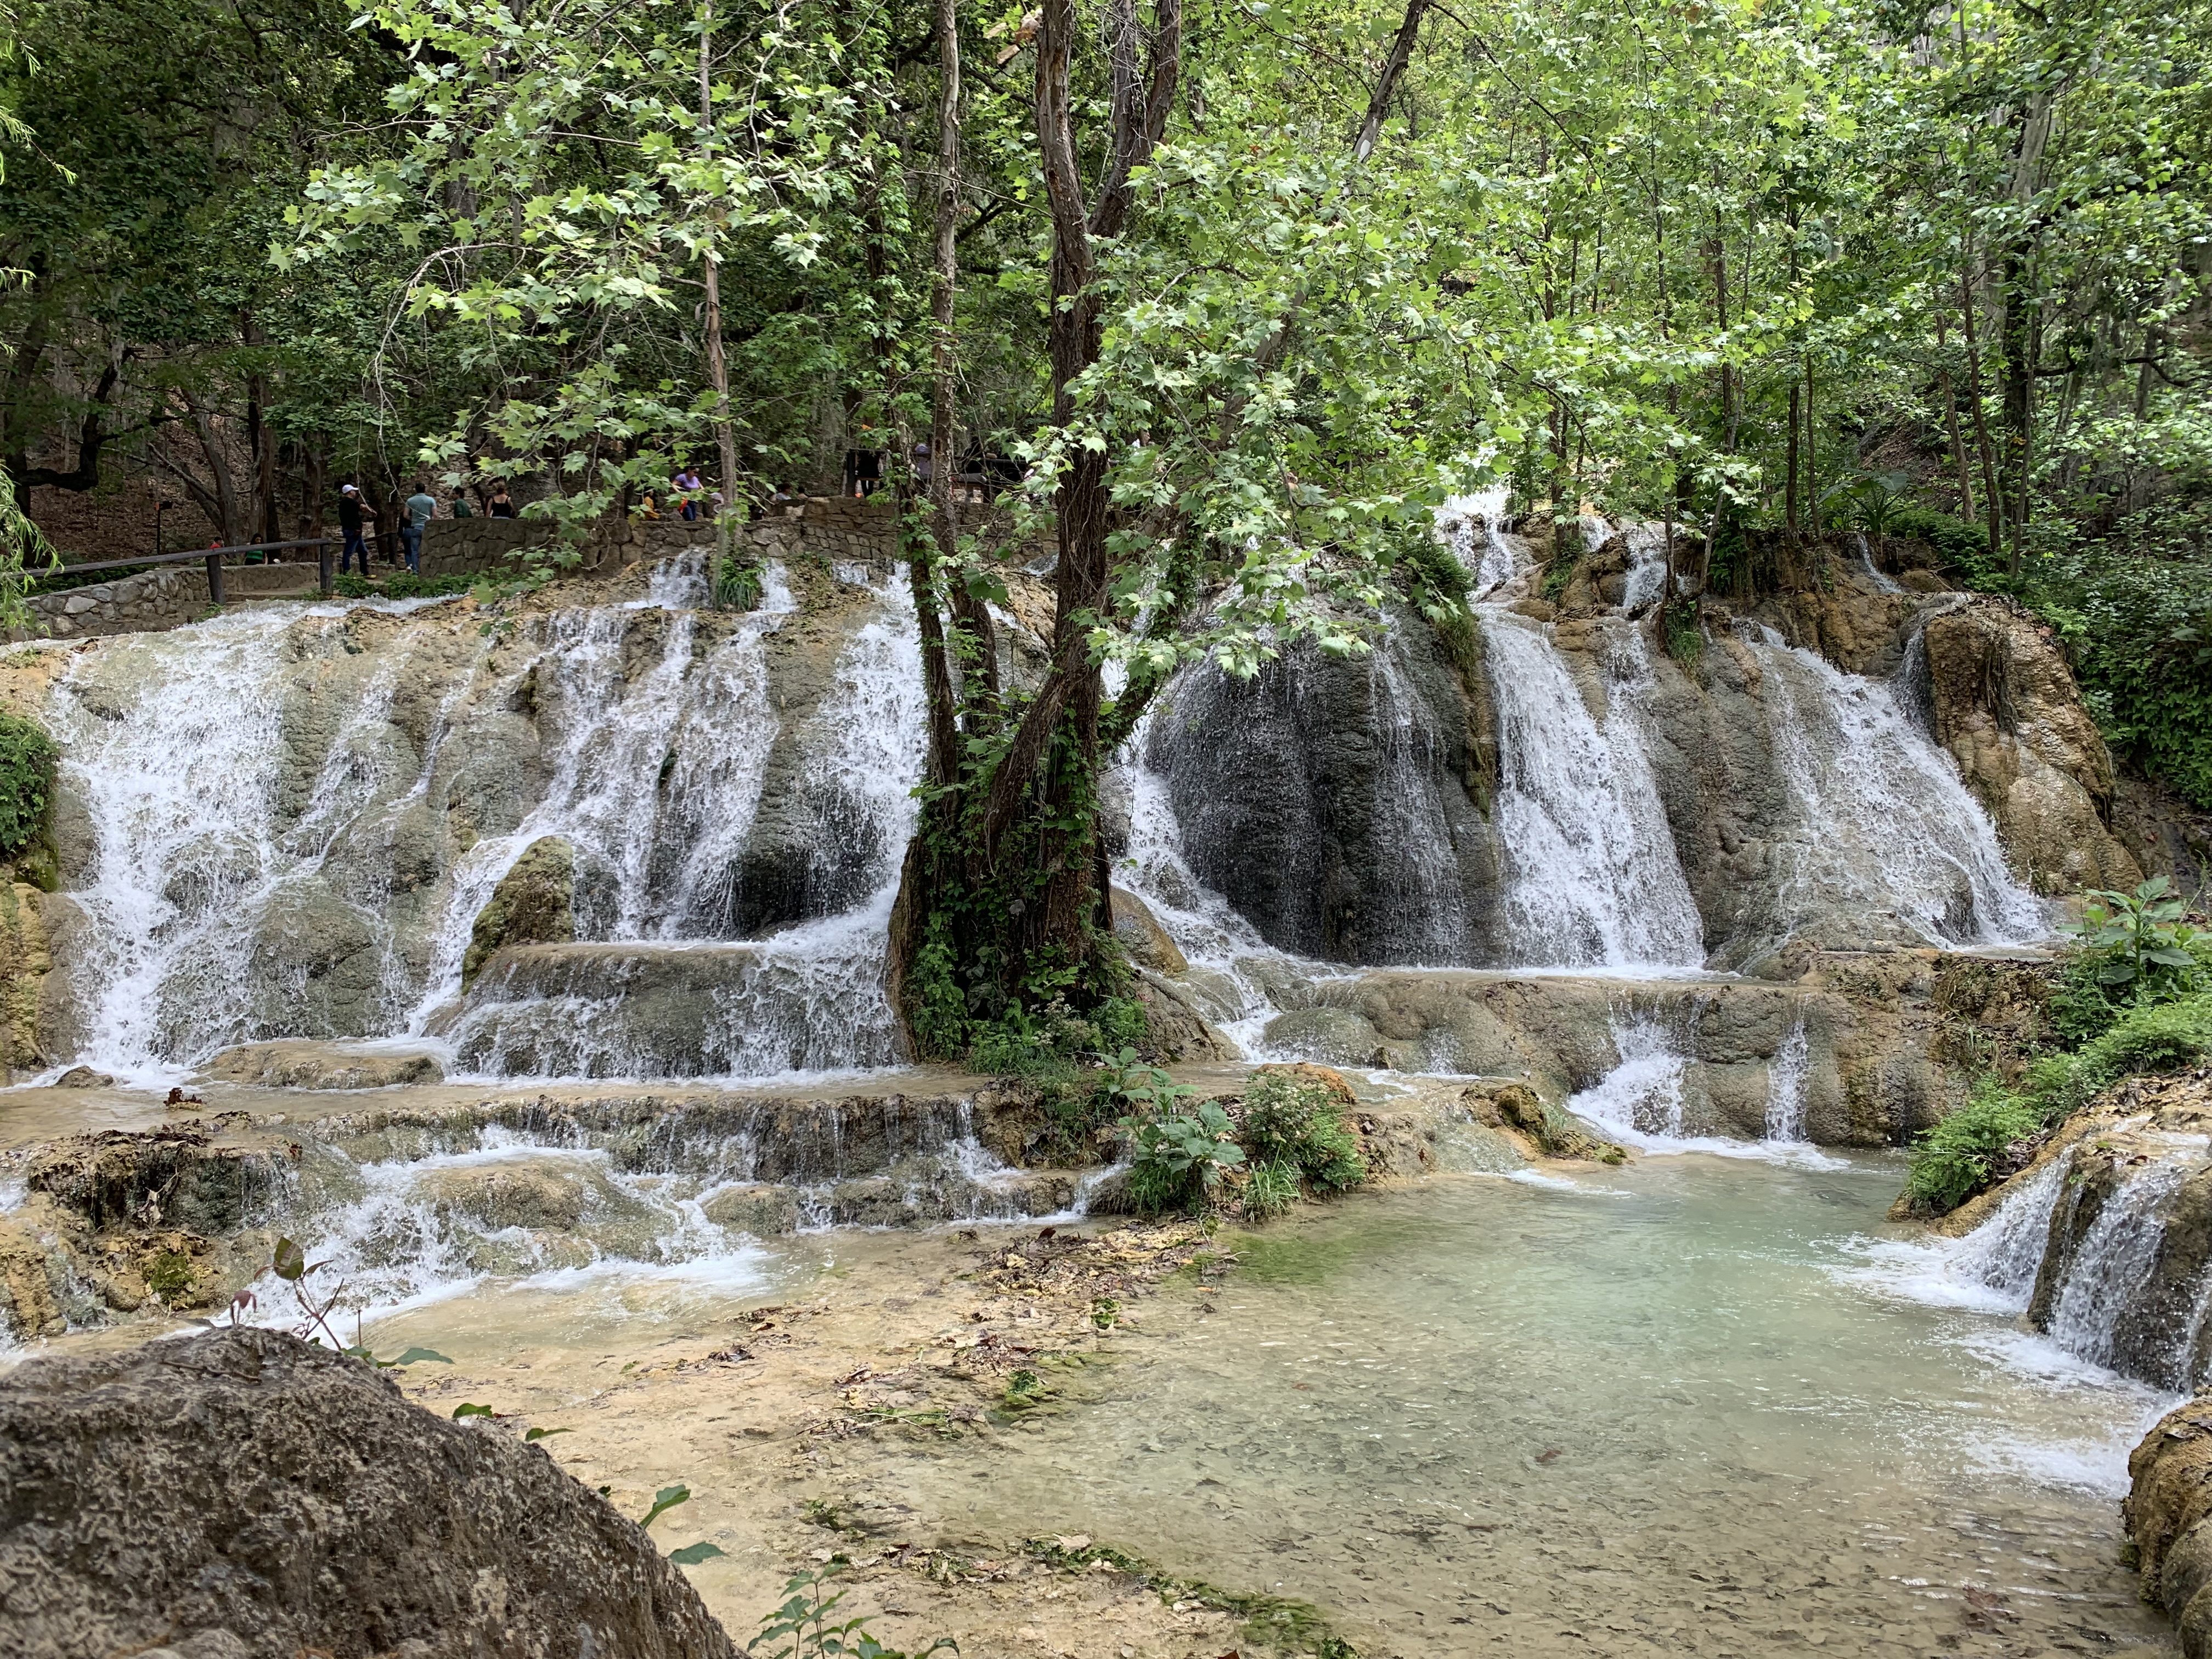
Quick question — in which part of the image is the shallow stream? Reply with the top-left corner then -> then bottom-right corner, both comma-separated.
367,1154 -> 2175,1656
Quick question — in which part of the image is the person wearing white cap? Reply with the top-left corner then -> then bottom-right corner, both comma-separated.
337,484 -> 375,577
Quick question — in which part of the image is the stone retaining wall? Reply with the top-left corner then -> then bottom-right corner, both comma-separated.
11,565 -> 212,641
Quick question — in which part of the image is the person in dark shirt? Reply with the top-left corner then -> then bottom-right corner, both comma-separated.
337,484 -> 374,576
487,486 -> 517,518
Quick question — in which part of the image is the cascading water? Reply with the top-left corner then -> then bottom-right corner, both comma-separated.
44,561 -> 924,1084
1743,623 -> 2046,950
1434,490 -> 1529,597
1763,1018 -> 1811,1142
47,603 -> 455,1082
1480,613 -> 1705,969
1565,1012 -> 1690,1144
426,571 -> 926,1079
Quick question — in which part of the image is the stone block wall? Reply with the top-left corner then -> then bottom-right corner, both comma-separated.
10,565 -> 212,642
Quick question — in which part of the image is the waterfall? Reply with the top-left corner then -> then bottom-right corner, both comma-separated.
1481,613 -> 1705,969
48,608 -> 416,1081
1746,628 -> 2046,949
1763,1018 -> 1811,1142
427,572 -> 924,1080
2041,1152 -> 2198,1374
1435,489 -> 1527,597
1618,524 -> 1669,612
44,563 -> 921,1084
1566,1012 -> 1691,1144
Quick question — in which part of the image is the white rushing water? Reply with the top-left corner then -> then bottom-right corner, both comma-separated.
1762,1018 -> 1812,1143
1744,624 -> 2047,950
44,563 -> 924,1084
45,605 -> 456,1085
1481,614 -> 1705,970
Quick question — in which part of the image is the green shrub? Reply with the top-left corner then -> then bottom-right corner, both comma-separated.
1122,1101 -> 1246,1215
0,712 -> 57,861
1906,989 -> 2212,1212
2063,876 -> 2205,1003
1239,1069 -> 1367,1193
715,557 -> 764,611
1904,1077 -> 2044,1214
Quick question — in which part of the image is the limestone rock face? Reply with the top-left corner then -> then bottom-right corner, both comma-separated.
0,1327 -> 735,1659
1148,604 -> 1502,967
0,879 -> 54,1081
2129,1396 -> 2212,1658
1921,596 -> 2143,893
1109,886 -> 1187,976
204,1040 -> 445,1090
462,833 -> 575,985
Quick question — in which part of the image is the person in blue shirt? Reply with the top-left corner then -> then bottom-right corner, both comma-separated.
402,482 -> 437,574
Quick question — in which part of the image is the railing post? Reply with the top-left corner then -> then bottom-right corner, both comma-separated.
319,537 -> 335,597
205,553 -> 224,606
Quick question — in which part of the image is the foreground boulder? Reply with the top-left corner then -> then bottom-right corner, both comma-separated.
0,1328 -> 733,1659
2129,1397 -> 2212,1657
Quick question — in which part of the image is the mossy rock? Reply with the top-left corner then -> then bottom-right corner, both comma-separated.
462,837 -> 576,986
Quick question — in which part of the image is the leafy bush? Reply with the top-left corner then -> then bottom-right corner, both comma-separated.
2063,874 -> 2205,1001
1906,989 -> 2212,1211
716,556 -> 764,611
1238,1069 -> 1366,1193
1904,1077 -> 2044,1214
1122,1101 -> 1246,1214
0,711 -> 56,861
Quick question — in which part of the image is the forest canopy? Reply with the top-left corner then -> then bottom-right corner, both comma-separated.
0,0 -> 2206,1028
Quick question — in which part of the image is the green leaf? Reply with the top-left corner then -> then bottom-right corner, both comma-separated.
452,1402 -> 494,1420
392,1347 -> 453,1366
668,1541 -> 727,1565
272,1238 -> 307,1282
525,1426 -> 573,1441
641,1484 -> 692,1530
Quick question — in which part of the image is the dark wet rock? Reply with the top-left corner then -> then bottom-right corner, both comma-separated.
462,834 -> 575,985
0,1327 -> 735,1659
25,1125 -> 296,1235
53,1063 -> 111,1088
1148,607 -> 1502,967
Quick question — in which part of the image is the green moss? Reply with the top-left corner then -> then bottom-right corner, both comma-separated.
143,1249 -> 197,1305
1023,1536 -> 1355,1658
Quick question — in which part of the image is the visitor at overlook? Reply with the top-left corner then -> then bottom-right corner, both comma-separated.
673,465 -> 703,521
336,484 -> 374,577
450,489 -> 473,519
402,482 -> 437,573
487,485 -> 516,518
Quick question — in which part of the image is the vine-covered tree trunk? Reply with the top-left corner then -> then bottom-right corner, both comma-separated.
888,0 -> 1182,1059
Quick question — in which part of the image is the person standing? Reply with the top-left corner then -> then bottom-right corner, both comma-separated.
673,464 -> 703,521
450,489 -> 474,519
337,484 -> 375,577
403,481 -> 437,574
487,485 -> 516,518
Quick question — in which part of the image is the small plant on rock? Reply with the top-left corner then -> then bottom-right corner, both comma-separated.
1239,1069 -> 1368,1194
1121,1100 -> 1246,1215
2064,876 -> 2206,1007
747,1563 -> 954,1659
